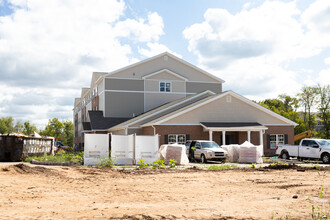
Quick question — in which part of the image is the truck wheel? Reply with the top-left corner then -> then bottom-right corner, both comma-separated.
321,153 -> 330,164
280,151 -> 289,160
201,154 -> 207,163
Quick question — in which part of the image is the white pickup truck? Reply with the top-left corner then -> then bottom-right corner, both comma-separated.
275,138 -> 330,164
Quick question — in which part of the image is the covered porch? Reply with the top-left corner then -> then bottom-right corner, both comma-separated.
200,122 -> 268,154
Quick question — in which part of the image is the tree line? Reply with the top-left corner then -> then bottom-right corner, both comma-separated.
0,117 -> 73,146
257,84 -> 330,139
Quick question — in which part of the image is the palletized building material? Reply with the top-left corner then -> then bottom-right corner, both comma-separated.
238,141 -> 263,164
221,145 -> 240,163
159,144 -> 189,165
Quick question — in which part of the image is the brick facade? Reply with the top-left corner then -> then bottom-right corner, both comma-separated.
142,124 -> 294,157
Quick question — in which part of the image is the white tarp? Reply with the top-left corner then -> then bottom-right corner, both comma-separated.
111,134 -> 134,165
159,144 -> 189,165
84,134 -> 109,166
238,141 -> 263,164
135,135 -> 159,164
222,141 -> 263,164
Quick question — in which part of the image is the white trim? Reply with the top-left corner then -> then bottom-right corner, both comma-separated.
145,90 -> 298,127
112,90 -> 215,128
188,81 -> 223,84
159,123 -> 201,126
104,76 -> 142,81
103,52 -> 225,83
142,69 -> 188,81
263,124 -> 295,126
103,79 -> 105,117
144,79 -> 146,112
145,78 -> 187,83
104,89 -> 195,95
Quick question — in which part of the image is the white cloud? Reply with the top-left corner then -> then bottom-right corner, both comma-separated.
317,68 -> 330,86
0,0 -> 166,127
324,57 -> 330,65
138,42 -> 182,58
114,12 -> 164,42
183,0 -> 330,99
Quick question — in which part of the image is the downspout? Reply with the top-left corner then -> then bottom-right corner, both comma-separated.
152,125 -> 156,135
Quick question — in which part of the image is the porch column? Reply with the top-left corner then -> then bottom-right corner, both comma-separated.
222,131 -> 226,145
247,131 -> 251,142
259,130 -> 264,156
209,130 -> 213,141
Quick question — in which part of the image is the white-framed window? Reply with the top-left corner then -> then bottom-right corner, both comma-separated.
160,81 -> 171,92
168,134 -> 186,144
269,134 -> 284,149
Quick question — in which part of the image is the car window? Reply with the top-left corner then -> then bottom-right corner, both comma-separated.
301,140 -> 309,146
316,140 -> 330,146
308,140 -> 317,146
201,141 -> 220,149
195,143 -> 201,148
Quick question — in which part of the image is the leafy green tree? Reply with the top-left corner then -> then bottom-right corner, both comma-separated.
316,84 -> 330,139
0,116 -> 14,134
41,118 -> 64,138
40,118 -> 73,146
23,121 -> 38,135
14,120 -> 24,133
62,120 -> 74,146
298,86 -> 318,130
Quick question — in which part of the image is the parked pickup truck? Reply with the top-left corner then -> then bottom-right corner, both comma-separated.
275,138 -> 330,164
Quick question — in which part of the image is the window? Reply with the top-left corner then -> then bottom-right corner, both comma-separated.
168,134 -> 186,144
269,134 -> 284,149
160,81 -> 171,92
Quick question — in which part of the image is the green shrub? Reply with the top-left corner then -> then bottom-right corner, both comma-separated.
137,159 -> 148,169
98,157 -> 115,168
169,159 -> 177,168
152,159 -> 165,169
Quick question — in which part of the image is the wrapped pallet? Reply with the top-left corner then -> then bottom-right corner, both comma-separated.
221,145 -> 240,163
238,141 -> 263,164
159,144 -> 189,165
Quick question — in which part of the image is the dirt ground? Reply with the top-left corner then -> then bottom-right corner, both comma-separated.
0,164 -> 329,220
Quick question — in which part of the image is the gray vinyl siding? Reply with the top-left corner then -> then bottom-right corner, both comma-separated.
110,55 -> 221,83
105,78 -> 144,91
104,92 -> 144,117
186,82 -> 222,94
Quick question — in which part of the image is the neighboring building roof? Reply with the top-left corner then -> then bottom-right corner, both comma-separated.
90,72 -> 106,88
103,52 -> 225,83
142,90 -> 298,127
109,90 -> 216,131
81,88 -> 90,99
82,122 -> 91,131
88,111 -> 130,130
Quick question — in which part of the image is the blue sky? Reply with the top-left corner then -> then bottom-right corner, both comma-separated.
0,0 -> 329,127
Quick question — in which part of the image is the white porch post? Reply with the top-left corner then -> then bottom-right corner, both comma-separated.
247,131 -> 251,142
222,131 -> 226,145
259,130 -> 264,156
209,130 -> 213,141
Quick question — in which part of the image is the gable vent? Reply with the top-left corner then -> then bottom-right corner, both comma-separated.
226,95 -> 232,103
164,55 -> 168,61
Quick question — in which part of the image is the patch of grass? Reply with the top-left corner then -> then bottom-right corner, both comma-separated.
169,159 -> 177,168
208,164 -> 238,170
98,156 -> 116,168
24,151 -> 84,163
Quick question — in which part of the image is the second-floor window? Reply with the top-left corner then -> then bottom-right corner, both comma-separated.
160,81 -> 171,92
